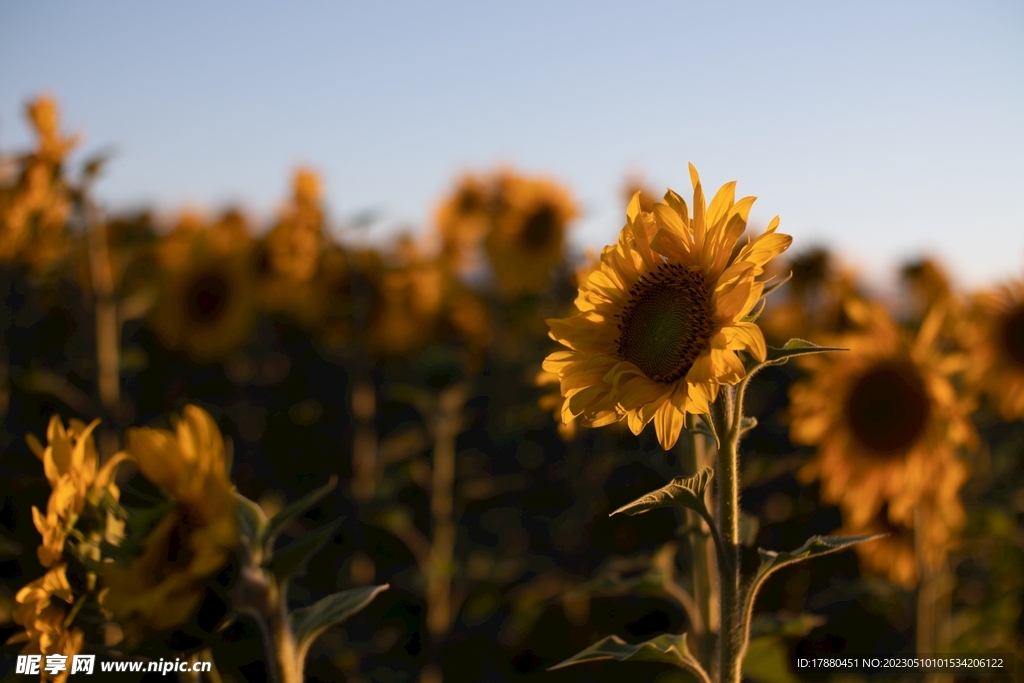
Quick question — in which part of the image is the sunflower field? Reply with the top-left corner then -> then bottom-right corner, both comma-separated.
1,96 -> 1022,683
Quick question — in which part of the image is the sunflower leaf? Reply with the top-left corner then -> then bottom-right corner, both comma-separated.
293,584 -> 389,661
739,416 -> 758,434
264,519 -> 342,582
234,492 -> 269,553
744,534 -> 885,632
610,467 -> 713,520
761,271 -> 792,298
698,413 -> 720,449
262,475 -> 338,552
743,297 -> 767,323
549,632 -> 709,681
763,339 -> 846,366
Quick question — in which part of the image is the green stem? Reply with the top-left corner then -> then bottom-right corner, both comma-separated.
712,387 -> 742,683
681,421 -> 713,666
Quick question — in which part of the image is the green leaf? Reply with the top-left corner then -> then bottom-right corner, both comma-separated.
761,271 -> 792,298
261,475 -> 338,551
264,519 -> 342,582
234,492 -> 268,555
739,416 -> 758,434
610,467 -> 713,520
742,297 -> 767,323
763,339 -> 846,367
550,633 -> 709,682
292,584 -> 389,661
744,535 -> 884,633
698,414 -> 719,449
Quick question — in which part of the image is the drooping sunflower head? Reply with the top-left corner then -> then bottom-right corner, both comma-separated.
485,171 -> 578,296
960,276 -> 1024,421
544,164 -> 791,450
790,299 -> 974,531
102,405 -> 238,642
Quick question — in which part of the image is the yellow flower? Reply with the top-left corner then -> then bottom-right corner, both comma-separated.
364,237 -> 446,355
103,405 -> 239,641
485,171 -> 578,296
25,417 -> 126,567
900,257 -> 952,318
435,173 -> 492,273
151,211 -> 257,363
257,169 -> 327,321
790,299 -> 973,547
759,247 -> 861,345
959,274 -> 1024,421
0,95 -> 78,272
544,165 -> 791,450
7,564 -> 84,683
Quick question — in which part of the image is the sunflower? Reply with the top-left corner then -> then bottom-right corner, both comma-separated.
900,257 -> 951,318
485,171 -> 578,296
9,417 -> 126,680
759,247 -> 861,344
0,95 -> 78,273
790,298 -> 974,540
435,172 -> 492,273
364,236 -> 446,356
151,211 -> 257,363
544,165 -> 791,450
256,169 -> 328,321
25,417 -> 127,567
959,275 -> 1024,421
102,405 -> 239,641
7,565 -> 83,683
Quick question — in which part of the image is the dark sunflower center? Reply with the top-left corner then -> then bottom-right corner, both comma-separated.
845,361 -> 931,455
520,205 -> 559,251
999,304 -> 1024,367
457,188 -> 485,214
615,264 -> 713,383
186,272 -> 231,325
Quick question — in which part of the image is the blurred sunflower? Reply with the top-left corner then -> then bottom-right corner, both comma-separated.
790,299 -> 974,546
900,257 -> 952,326
435,172 -> 492,273
257,168 -> 328,323
0,95 -> 78,273
959,275 -> 1024,421
365,236 -> 446,356
151,211 -> 257,363
759,247 -> 860,344
103,405 -> 239,642
25,417 -> 127,567
544,165 -> 791,450
7,565 -> 83,683
841,516 -> 918,588
485,171 -> 577,296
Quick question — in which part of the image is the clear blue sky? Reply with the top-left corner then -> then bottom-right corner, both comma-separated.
2,1 -> 1022,286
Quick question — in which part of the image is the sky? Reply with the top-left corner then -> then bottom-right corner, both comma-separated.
2,1 -> 1022,287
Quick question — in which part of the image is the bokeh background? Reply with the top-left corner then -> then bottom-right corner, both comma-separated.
2,2 -> 1023,682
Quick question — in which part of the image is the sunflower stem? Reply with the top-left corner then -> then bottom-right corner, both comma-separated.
712,387 -> 742,683
682,418 -> 717,668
